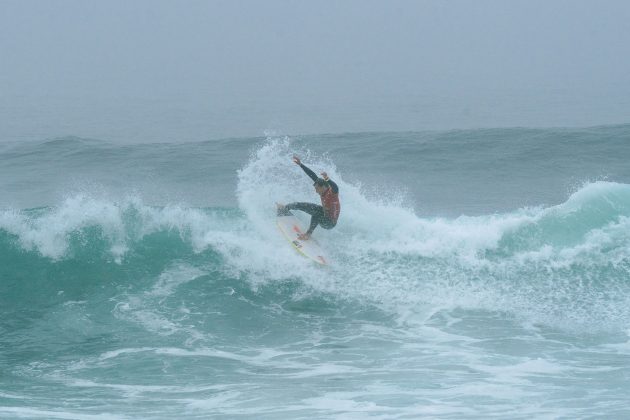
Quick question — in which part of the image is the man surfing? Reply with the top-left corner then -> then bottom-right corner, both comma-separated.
277,156 -> 341,241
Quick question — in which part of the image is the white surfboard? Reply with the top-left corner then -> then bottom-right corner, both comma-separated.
276,211 -> 328,266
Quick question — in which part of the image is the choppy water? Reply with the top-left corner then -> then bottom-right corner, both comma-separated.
1,125 -> 630,418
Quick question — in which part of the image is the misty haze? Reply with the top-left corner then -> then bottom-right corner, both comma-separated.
2,1 -> 630,419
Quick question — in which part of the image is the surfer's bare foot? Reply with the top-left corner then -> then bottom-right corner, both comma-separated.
276,202 -> 290,216
298,233 -> 311,241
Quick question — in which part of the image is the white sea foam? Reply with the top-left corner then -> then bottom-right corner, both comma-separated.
1,138 -> 629,333
232,137 -> 630,331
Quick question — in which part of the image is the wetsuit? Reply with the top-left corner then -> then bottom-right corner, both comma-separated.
284,163 -> 341,235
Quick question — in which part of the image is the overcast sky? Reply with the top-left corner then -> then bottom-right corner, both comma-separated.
1,0 -> 629,140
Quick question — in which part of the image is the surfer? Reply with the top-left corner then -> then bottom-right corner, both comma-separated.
277,156 -> 341,240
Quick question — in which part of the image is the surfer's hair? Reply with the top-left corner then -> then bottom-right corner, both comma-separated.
313,178 -> 328,188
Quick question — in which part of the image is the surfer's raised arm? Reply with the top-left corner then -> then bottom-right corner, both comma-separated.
320,171 -> 339,194
292,156 -> 319,182
292,156 -> 339,194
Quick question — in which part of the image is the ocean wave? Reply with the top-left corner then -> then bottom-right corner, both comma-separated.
1,137 -> 629,331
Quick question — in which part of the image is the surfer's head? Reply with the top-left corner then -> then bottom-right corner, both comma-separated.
313,178 -> 328,194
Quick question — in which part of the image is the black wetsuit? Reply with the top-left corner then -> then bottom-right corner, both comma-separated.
282,163 -> 340,235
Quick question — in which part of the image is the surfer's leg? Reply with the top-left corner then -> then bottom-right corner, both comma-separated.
319,217 -> 336,230
285,202 -> 323,217
306,212 -> 324,234
276,202 -> 291,216
285,202 -> 325,234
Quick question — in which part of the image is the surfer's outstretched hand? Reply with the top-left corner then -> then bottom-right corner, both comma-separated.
292,156 -> 301,165
298,233 -> 311,241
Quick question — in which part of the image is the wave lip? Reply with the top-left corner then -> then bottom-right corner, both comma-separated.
0,194 -> 242,262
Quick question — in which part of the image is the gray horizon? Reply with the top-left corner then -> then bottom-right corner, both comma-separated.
1,0 -> 629,142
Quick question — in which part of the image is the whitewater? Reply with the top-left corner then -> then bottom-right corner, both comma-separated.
2,126 -> 630,419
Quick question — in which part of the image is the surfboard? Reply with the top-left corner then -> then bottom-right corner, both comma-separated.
276,209 -> 328,266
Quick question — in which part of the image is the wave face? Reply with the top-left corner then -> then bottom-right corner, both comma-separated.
2,126 -> 630,418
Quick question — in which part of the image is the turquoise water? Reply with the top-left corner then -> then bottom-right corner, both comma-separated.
1,126 -> 630,418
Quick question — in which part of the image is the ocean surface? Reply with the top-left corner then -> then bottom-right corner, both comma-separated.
1,125 -> 630,419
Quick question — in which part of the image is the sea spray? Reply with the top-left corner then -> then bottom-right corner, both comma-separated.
2,129 -> 630,418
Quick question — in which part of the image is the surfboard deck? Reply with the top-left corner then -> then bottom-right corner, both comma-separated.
276,210 -> 328,266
